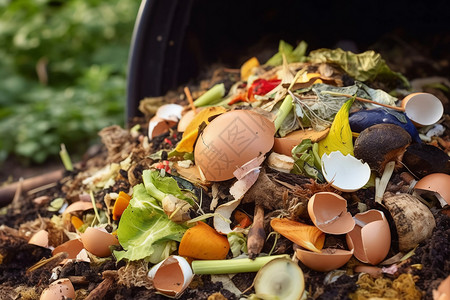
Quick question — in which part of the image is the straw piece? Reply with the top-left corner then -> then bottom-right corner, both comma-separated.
184,86 -> 197,114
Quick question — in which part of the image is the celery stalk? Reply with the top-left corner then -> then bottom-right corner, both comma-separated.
192,254 -> 290,274
193,83 -> 225,107
274,95 -> 294,131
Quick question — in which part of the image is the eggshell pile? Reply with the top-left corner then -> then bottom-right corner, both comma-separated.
346,210 -> 391,265
308,192 -> 355,234
40,278 -> 75,300
194,110 -> 275,181
148,255 -> 194,298
414,173 -> 450,207
321,151 -> 371,192
80,227 -> 120,257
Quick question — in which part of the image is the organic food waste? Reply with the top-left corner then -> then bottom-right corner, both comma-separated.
0,40 -> 449,300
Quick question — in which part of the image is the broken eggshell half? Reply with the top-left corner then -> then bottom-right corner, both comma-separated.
40,278 -> 75,300
295,248 -> 354,272
308,192 -> 355,234
346,209 -> 391,265
321,151 -> 371,192
414,173 -> 450,207
401,92 -> 444,127
148,255 -> 194,298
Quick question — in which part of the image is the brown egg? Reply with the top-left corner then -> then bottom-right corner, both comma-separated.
194,110 -> 275,181
295,248 -> 353,272
28,230 -> 49,248
273,128 -> 329,156
40,278 -> 75,300
80,227 -> 120,257
308,192 -> 355,234
414,173 -> 450,207
346,210 -> 391,265
52,239 -> 84,259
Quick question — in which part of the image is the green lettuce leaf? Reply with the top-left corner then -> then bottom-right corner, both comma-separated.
266,40 -> 308,66
291,139 -> 324,182
142,169 -> 194,205
114,183 -> 187,262
227,232 -> 248,258
309,48 -> 409,87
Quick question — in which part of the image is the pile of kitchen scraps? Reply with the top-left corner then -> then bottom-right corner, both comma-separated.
1,41 -> 449,300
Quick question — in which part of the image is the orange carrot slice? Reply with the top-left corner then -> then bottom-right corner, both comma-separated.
71,215 -> 84,230
270,218 -> 325,253
112,191 -> 131,221
178,221 -> 230,260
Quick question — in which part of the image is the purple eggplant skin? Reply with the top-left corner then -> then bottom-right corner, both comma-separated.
349,108 -> 421,143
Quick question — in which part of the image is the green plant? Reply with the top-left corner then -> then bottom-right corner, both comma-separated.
0,0 -> 140,164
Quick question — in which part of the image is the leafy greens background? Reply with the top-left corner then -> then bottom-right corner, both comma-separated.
0,0 -> 140,164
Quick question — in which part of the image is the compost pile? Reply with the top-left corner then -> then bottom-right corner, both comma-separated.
1,40 -> 449,300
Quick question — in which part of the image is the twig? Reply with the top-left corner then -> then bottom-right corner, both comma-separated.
184,86 -> 197,113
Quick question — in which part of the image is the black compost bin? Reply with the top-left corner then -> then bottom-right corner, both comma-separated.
126,0 -> 450,121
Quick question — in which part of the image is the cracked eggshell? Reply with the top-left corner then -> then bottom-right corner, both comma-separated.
148,116 -> 177,140
80,227 -> 120,258
296,248 -> 354,272
52,238 -> 84,259
156,103 -> 183,122
321,151 -> 371,192
308,192 -> 355,234
28,230 -> 49,248
402,92 -> 444,127
414,173 -> 450,207
148,255 -> 194,298
194,110 -> 275,181
346,210 -> 391,265
40,278 -> 75,300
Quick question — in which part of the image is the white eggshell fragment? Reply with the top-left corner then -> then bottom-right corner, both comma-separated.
148,255 -> 194,298
156,103 -> 184,122
321,151 -> 371,192
402,92 -> 444,126
148,116 -> 177,141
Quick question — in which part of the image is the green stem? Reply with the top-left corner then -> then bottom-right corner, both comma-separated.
193,83 -> 225,107
192,254 -> 290,274
59,144 -> 73,171
274,94 -> 293,131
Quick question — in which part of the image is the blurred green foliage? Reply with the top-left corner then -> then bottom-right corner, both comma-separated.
0,0 -> 140,164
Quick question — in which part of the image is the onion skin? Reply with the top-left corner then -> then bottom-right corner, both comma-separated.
349,108 -> 421,143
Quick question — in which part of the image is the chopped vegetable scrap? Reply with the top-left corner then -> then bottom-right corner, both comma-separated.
0,40 -> 449,300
